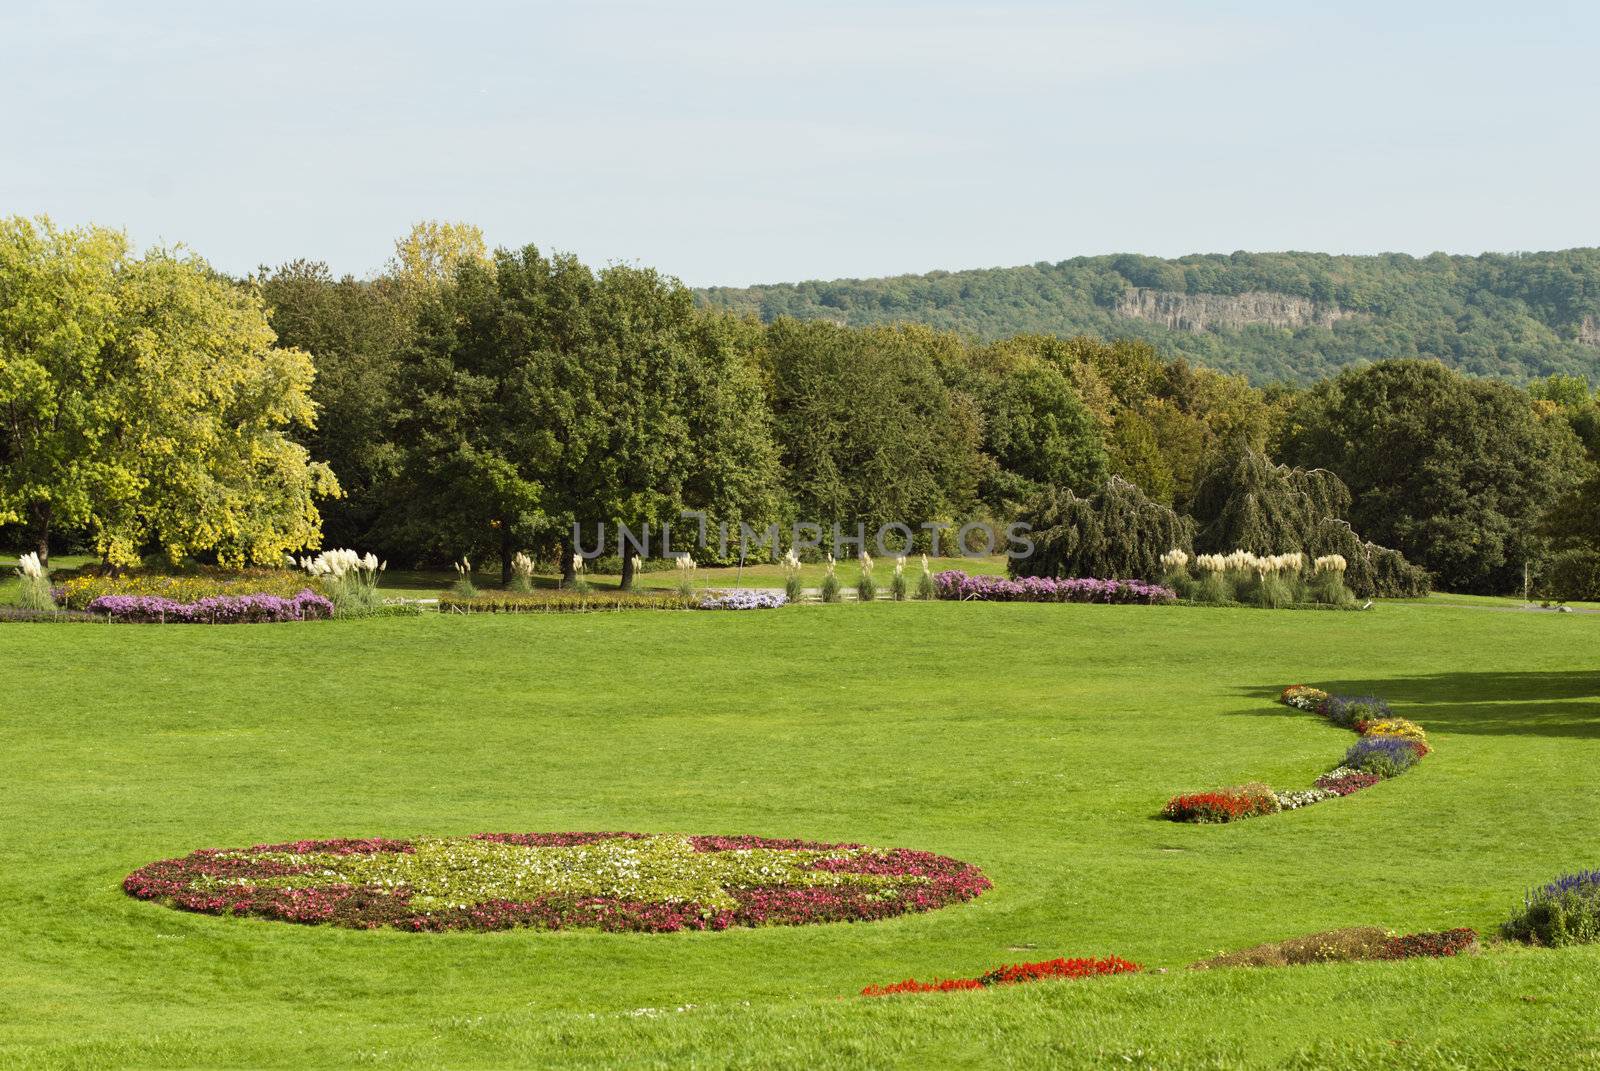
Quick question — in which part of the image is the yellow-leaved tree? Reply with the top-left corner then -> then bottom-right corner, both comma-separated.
0,216 -> 340,567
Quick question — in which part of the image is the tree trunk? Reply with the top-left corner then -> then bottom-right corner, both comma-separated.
560,535 -> 576,586
30,503 -> 51,568
619,551 -> 636,591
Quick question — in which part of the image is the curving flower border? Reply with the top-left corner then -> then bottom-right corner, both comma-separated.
1162,685 -> 1432,822
122,832 -> 990,933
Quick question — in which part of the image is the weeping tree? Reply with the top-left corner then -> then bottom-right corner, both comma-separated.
1011,477 -> 1193,580
1189,442 -> 1429,598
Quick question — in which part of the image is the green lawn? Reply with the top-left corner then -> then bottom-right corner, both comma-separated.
2,600 -> 1598,1068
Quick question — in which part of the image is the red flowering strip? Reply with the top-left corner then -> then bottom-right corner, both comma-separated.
862,956 -> 1139,996
1162,789 -> 1277,823
123,832 -> 990,934
1378,928 -> 1479,959
249,837 -> 416,855
691,834 -> 861,852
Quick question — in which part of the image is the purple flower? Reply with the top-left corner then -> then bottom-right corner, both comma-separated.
87,589 -> 334,624
932,571 -> 1175,605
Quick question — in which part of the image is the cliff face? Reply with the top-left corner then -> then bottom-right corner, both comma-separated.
1580,316 -> 1600,347
1113,288 -> 1358,333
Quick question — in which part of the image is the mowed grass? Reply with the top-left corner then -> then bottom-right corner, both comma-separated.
2,601 -> 1598,1068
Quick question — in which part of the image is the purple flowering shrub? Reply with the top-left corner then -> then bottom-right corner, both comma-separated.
1342,735 -> 1424,779
1501,870 -> 1600,946
87,589 -> 334,624
934,571 -> 1176,605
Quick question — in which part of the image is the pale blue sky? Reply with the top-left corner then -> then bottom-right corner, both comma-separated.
4,1 -> 1596,286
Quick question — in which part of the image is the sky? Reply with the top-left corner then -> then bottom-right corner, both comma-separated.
4,1 -> 1598,287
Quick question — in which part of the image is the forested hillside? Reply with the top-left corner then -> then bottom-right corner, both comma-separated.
697,249 -> 1600,385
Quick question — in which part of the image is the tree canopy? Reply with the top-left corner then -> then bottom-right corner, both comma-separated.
0,216 -> 337,566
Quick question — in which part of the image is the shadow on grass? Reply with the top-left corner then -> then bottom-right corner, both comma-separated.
1234,672 -> 1600,740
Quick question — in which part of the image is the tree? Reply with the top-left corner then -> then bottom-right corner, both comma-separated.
1278,359 -> 1584,593
259,260 -> 415,549
0,216 -> 124,563
950,344 -> 1107,512
394,247 -> 783,585
388,220 -> 490,292
0,217 -> 339,566
762,320 -> 982,537
1188,440 -> 1429,597
1011,477 -> 1193,581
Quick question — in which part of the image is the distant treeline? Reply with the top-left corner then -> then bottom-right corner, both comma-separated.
5,220 -> 1600,597
697,249 -> 1600,385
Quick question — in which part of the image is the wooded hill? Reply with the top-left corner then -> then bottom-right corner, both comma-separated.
697,249 -> 1600,385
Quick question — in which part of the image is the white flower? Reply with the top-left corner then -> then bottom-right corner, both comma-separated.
16,552 -> 44,579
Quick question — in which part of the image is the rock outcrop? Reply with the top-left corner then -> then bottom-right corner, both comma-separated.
1114,288 -> 1357,333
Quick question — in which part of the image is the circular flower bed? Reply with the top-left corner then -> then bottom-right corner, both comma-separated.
123,832 -> 990,933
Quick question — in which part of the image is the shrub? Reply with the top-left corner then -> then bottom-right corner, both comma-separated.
862,956 -> 1139,996
1314,767 -> 1381,796
1279,684 -> 1330,712
1012,477 -> 1194,583
890,556 -> 908,601
1191,927 -> 1392,969
1163,783 -> 1280,823
1501,871 -> 1600,946
1540,548 -> 1600,602
1343,736 -> 1423,779
1316,695 -> 1393,729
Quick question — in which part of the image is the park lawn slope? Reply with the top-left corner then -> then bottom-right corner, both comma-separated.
1,600 -> 1597,1067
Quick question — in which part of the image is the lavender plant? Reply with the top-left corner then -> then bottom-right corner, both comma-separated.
1501,871 -> 1600,947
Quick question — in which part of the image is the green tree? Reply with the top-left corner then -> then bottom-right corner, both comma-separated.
762,320 -> 982,536
259,260 -> 415,549
1279,359 -> 1584,593
1011,477 -> 1193,581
